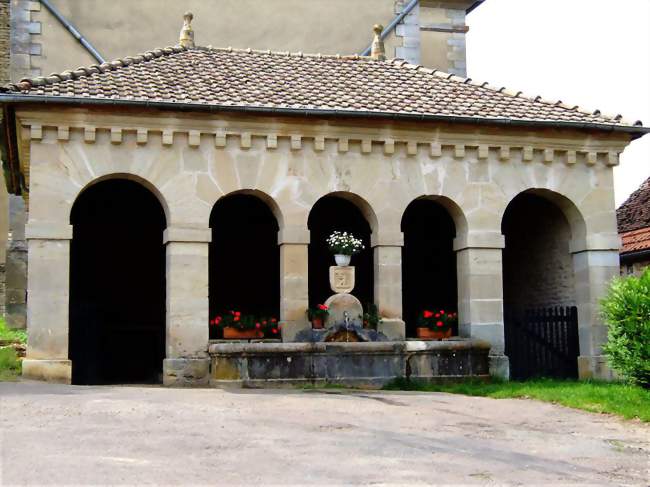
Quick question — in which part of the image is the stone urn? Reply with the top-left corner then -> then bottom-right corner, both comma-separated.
334,254 -> 351,266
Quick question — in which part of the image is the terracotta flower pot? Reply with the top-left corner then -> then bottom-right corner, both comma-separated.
312,317 -> 324,329
416,327 -> 452,340
223,327 -> 264,339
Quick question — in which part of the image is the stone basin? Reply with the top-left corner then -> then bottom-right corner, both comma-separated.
208,338 -> 491,388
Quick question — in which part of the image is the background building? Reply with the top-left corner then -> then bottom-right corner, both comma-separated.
617,176 -> 650,276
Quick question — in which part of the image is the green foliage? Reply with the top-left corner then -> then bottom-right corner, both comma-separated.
307,304 -> 330,321
362,303 -> 382,329
416,308 -> 458,330
383,377 -> 650,421
0,318 -> 27,344
0,347 -> 21,381
600,269 -> 650,387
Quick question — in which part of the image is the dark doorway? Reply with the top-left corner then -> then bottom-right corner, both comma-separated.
308,195 -> 373,308
502,192 -> 578,379
401,199 -> 457,337
69,179 -> 166,385
209,193 -> 280,337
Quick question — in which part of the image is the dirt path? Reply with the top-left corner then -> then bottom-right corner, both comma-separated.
1,381 -> 648,485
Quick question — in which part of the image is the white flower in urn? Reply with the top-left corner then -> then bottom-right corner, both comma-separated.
326,230 -> 365,266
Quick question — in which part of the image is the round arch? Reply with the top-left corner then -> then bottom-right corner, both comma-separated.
209,191 -> 281,334
501,188 -> 586,244
401,196 -> 460,336
307,192 -> 376,308
69,178 -> 167,385
71,173 -> 170,226
501,188 -> 582,379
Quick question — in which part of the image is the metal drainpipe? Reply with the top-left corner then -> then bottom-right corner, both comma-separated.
360,0 -> 419,56
39,0 -> 106,64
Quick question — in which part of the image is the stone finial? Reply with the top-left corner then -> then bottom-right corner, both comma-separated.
370,24 -> 386,61
179,11 -> 195,48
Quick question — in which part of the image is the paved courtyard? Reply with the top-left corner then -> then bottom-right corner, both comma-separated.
0,382 -> 648,485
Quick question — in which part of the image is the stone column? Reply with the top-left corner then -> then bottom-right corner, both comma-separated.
162,227 -> 211,386
372,232 -> 405,340
278,225 -> 310,342
455,232 -> 509,379
5,194 -> 27,328
570,238 -> 620,380
21,222 -> 73,383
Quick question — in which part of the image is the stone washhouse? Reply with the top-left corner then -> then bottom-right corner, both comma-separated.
0,17 -> 647,386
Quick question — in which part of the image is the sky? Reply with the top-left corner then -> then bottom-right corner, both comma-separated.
466,0 -> 650,206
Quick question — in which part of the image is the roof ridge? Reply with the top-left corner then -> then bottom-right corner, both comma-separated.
197,45 -> 377,62
2,44 -> 189,92
386,59 -> 644,127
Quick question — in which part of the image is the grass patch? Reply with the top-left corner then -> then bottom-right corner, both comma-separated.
0,318 -> 26,381
383,377 -> 650,422
0,317 -> 27,344
0,346 -> 22,381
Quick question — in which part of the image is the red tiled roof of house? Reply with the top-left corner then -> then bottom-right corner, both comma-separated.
0,45 -> 646,131
620,227 -> 650,254
617,176 -> 650,233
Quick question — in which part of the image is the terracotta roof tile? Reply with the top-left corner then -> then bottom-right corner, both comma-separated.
617,176 -> 650,233
620,227 -> 650,254
0,45 -> 646,130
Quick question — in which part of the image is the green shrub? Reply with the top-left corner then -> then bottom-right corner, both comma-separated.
0,346 -> 21,381
601,269 -> 650,387
0,318 -> 27,344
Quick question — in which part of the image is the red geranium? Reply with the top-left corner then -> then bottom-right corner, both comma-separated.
423,310 -> 434,318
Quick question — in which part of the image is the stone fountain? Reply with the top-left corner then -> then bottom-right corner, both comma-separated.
208,260 -> 491,388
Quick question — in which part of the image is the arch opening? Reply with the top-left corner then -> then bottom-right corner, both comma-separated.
502,191 -> 579,379
401,198 -> 458,337
69,179 -> 167,385
308,194 -> 374,309
209,193 -> 280,337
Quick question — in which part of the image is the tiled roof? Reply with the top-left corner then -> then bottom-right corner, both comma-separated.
620,227 -> 650,254
0,45 -> 646,130
617,176 -> 650,233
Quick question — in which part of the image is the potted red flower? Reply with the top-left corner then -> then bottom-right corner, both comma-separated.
307,304 -> 329,329
416,309 -> 457,340
210,311 -> 280,339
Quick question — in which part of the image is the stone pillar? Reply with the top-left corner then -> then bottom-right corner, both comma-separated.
278,225 -> 310,342
5,194 -> 27,328
570,241 -> 620,380
21,222 -> 72,383
372,232 -> 405,340
162,227 -> 211,386
455,232 -> 509,379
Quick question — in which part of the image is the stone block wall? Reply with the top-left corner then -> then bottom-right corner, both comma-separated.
15,108 -> 628,383
0,0 -> 9,317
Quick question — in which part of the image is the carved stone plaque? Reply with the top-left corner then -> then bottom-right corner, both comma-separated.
329,266 -> 355,294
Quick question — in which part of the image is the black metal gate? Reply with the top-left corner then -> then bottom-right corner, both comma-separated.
505,306 -> 579,380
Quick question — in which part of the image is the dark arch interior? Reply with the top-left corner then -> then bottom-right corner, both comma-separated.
308,196 -> 373,309
502,192 -> 578,379
401,199 -> 457,336
69,179 -> 166,385
209,194 -> 280,337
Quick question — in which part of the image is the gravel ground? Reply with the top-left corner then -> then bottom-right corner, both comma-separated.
0,381 -> 648,485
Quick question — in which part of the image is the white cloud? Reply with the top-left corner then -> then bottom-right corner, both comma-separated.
467,0 -> 650,206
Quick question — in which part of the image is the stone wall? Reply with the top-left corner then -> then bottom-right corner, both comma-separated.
20,0 -> 473,78
15,107 -> 628,383
0,0 -> 10,316
620,259 -> 650,277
